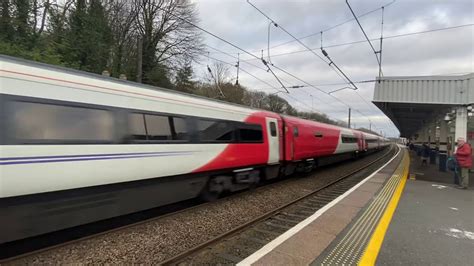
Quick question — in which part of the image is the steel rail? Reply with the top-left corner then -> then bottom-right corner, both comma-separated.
1,146 -> 395,264
160,145 -> 398,265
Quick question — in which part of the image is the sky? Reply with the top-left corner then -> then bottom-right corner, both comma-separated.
190,0 -> 474,137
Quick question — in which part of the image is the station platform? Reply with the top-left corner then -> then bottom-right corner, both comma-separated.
238,146 -> 474,265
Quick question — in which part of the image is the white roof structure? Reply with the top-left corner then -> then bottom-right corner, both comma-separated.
374,73 -> 474,105
373,73 -> 474,137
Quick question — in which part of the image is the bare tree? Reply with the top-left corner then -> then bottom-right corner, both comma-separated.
47,0 -> 74,39
133,0 -> 204,83
106,0 -> 137,76
243,90 -> 267,109
205,61 -> 230,86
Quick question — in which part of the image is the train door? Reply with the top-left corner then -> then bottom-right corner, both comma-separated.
266,117 -> 280,164
356,132 -> 363,152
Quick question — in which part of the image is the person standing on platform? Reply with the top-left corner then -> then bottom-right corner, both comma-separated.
421,143 -> 430,166
454,137 -> 471,189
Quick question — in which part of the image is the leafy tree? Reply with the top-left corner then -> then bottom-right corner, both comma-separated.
0,0 -> 345,128
266,94 -> 287,113
61,0 -> 111,73
175,60 -> 195,93
0,0 -> 14,41
13,0 -> 31,43
146,63 -> 174,89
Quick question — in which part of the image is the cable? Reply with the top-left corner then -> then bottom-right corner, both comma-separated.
247,0 -> 329,64
155,6 -> 289,93
248,0 -> 397,54
205,44 -> 330,104
247,0 -> 360,90
346,0 -> 382,72
320,48 -> 359,90
197,55 -> 317,114
242,23 -> 474,62
198,52 -> 349,118
206,45 -> 381,127
268,63 -> 373,125
157,5 -> 397,132
206,45 -> 378,125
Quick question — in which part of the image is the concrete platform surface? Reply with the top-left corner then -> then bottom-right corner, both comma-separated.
238,147 -> 405,266
377,179 -> 474,265
409,150 -> 474,187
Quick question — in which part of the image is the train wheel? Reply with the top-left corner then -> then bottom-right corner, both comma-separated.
199,176 -> 228,202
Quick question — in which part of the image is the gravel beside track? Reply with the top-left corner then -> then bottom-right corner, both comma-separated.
6,148 -> 391,265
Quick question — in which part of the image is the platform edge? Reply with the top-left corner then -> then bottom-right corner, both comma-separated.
358,150 -> 410,266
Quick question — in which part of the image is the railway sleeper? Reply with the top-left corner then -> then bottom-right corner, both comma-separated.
253,227 -> 281,236
280,212 -> 309,219
241,235 -> 269,245
215,252 -> 243,263
273,215 -> 302,224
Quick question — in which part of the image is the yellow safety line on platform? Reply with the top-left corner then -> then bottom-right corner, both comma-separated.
358,151 -> 410,266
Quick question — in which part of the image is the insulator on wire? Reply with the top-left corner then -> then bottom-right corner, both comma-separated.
321,49 -> 329,57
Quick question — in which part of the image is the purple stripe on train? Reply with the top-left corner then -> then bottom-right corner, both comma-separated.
0,152 -> 194,165
0,151 -> 195,161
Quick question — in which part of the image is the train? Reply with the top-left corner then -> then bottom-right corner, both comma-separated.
0,55 -> 389,244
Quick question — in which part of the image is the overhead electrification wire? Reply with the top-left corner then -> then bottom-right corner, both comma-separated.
320,48 -> 359,90
196,54 -> 324,114
201,52 -> 379,128
247,1 -> 401,132
246,0 -> 328,64
208,42 -> 383,112
247,0 -> 364,91
200,48 -> 349,117
247,0 -> 350,91
346,0 -> 382,76
268,62 -> 374,127
156,6 -> 289,93
246,1 -> 381,127
205,44 -> 329,103
161,6 -> 380,129
241,23 -> 474,62
241,0 -> 397,55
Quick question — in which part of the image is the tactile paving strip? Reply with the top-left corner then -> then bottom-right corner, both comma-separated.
316,150 -> 409,266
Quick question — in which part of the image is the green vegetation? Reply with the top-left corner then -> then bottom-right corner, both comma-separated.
0,0 -> 346,127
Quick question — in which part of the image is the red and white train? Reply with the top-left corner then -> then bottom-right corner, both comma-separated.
0,55 -> 389,244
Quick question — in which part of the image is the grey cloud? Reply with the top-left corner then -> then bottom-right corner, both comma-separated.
192,0 -> 473,136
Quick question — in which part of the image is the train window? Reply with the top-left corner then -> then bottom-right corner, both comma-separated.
270,122 -> 277,137
293,127 -> 299,137
238,123 -> 263,143
7,101 -> 113,143
145,114 -> 173,140
341,135 -> 358,143
197,119 -> 234,142
128,113 -> 147,140
171,117 -> 189,140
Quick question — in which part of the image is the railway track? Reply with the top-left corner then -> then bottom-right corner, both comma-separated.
161,145 -> 398,265
1,146 -> 396,264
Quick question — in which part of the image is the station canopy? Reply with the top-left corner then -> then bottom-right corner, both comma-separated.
372,73 -> 474,137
